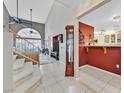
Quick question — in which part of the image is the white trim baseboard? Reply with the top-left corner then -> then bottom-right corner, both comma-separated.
79,65 -> 121,78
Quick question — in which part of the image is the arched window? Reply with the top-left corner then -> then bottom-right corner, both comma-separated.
16,28 -> 41,49
17,28 -> 41,38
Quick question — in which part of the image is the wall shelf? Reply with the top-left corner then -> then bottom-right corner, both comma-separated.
84,45 -> 120,54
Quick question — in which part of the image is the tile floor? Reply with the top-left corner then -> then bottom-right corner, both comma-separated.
40,53 -> 52,65
79,65 -> 121,93
32,59 -> 121,93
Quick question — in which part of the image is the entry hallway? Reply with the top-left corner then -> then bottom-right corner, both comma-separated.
32,59 -> 121,93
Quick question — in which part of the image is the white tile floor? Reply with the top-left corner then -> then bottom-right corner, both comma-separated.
79,65 -> 121,93
32,59 -> 121,93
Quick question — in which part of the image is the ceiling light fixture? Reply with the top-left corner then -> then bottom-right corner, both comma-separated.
29,9 -> 33,34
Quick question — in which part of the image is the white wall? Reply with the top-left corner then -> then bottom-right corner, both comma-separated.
3,3 -> 14,93
3,32 -> 13,93
45,1 -> 75,63
3,3 -> 10,32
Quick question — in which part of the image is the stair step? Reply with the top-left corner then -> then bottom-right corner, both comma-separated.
13,59 -> 25,71
14,67 -> 42,93
14,62 -> 33,87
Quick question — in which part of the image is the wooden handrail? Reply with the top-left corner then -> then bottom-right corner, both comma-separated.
16,34 -> 40,50
16,37 -> 41,40
9,29 -> 40,50
14,51 -> 39,64
9,29 -> 40,65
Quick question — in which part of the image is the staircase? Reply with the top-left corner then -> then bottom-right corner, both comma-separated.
13,54 -> 42,93
8,29 -> 42,93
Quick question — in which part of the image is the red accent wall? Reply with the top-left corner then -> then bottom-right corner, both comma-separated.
79,47 -> 87,66
79,22 -> 94,45
79,22 -> 121,75
86,47 -> 121,75
79,22 -> 94,66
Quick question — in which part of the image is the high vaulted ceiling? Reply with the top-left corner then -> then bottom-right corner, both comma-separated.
4,0 -> 120,30
4,0 -> 55,23
79,0 -> 121,32
56,0 -> 91,11
3,0 -> 93,24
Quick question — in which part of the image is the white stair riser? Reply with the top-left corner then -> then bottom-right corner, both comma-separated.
13,67 -> 24,75
13,53 -> 42,93
14,73 -> 33,88
14,63 -> 33,84
26,79 -> 42,93
13,59 -> 25,71
13,65 -> 24,71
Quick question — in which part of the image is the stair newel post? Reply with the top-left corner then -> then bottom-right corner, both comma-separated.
38,48 -> 40,66
23,39 -> 25,53
20,38 -> 21,52
31,45 -> 33,61
21,39 -> 23,53
22,39 -> 24,53
19,38 -> 21,52
21,38 -> 22,52
31,45 -> 32,60
32,46 -> 33,60
16,38 -> 18,51
29,42 -> 31,57
26,40 -> 29,57
25,39 -> 26,53
32,46 -> 34,61
29,44 -> 31,58
27,43 -> 29,58
30,44 -> 32,59
26,41 -> 28,57
31,44 -> 33,59
31,45 -> 33,58
18,38 -> 19,51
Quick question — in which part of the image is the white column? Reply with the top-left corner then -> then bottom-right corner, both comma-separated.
74,18 -> 79,78
3,31 -> 13,93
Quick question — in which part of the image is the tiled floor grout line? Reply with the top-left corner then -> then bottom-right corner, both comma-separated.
79,69 -> 103,93
55,79 -> 68,93
79,67 -> 120,93
39,61 -> 121,93
78,79 -> 97,93
98,76 -> 115,93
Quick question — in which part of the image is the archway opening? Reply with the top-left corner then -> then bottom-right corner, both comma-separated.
16,28 -> 42,49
